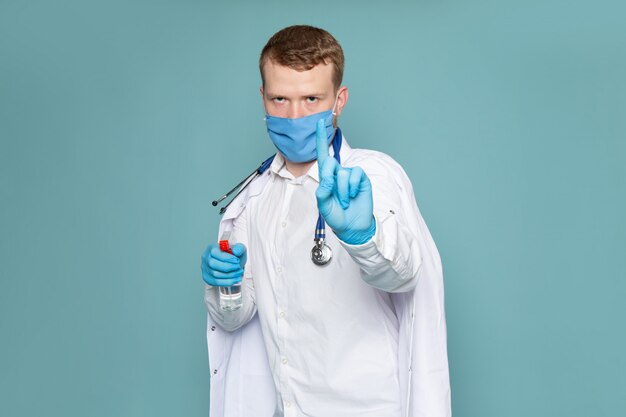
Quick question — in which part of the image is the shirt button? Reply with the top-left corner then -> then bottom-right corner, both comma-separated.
285,400 -> 291,408
279,311 -> 285,318
277,266 -> 283,273
282,357 -> 288,365
281,221 -> 287,228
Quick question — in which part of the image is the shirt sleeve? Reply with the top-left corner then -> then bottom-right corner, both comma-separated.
204,206 -> 258,331
338,157 -> 423,293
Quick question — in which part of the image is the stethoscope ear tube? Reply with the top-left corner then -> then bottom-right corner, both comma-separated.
213,154 -> 276,215
212,168 -> 258,207
217,171 -> 258,215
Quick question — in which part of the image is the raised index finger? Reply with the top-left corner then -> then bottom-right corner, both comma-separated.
315,118 -> 329,168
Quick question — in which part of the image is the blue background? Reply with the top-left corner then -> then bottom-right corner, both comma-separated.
1,1 -> 624,416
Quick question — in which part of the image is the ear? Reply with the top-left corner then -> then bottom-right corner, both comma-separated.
259,85 -> 264,97
333,86 -> 349,117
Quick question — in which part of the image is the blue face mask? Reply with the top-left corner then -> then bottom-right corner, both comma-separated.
265,96 -> 338,163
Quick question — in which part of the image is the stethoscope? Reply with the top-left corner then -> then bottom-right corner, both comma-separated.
212,128 -> 343,266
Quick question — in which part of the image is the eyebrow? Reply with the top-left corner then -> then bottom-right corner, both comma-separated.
266,93 -> 327,98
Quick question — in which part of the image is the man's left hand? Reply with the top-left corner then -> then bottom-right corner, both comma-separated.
315,118 -> 376,245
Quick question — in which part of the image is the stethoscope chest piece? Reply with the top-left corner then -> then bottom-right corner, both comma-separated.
311,239 -> 332,266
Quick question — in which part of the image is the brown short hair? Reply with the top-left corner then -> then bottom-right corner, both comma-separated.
259,25 -> 345,91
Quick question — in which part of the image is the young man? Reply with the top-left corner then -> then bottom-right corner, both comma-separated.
202,25 -> 450,417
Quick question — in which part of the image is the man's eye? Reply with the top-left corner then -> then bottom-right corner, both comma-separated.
273,97 -> 285,103
306,97 -> 318,103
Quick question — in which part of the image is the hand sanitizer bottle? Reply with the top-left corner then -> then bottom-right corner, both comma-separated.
218,231 -> 242,311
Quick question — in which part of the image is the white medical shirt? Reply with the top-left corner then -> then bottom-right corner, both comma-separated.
206,139 -> 440,417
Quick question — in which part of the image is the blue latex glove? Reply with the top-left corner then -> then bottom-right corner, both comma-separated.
315,118 -> 376,245
201,242 -> 247,287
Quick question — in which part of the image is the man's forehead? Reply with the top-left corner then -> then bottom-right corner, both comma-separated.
263,60 -> 334,94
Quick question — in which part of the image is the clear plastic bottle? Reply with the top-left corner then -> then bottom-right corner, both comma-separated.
218,231 -> 242,311
219,283 -> 242,312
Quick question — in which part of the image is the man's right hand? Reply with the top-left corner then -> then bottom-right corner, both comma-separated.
201,243 -> 247,287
